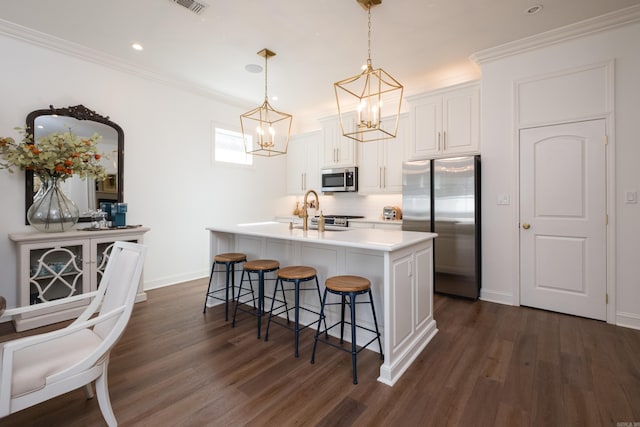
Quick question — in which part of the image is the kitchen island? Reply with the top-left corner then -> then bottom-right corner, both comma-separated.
207,222 -> 438,386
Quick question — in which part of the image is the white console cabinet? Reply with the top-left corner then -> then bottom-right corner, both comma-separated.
9,227 -> 150,331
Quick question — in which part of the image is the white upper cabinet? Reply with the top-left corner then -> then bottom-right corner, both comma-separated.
358,113 -> 408,194
286,131 -> 321,195
320,113 -> 357,167
407,81 -> 480,159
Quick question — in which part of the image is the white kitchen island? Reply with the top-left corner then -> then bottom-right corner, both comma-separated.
207,222 -> 438,386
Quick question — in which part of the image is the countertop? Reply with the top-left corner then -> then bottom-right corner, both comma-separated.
207,222 -> 435,252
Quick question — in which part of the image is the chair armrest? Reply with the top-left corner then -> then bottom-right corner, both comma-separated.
2,305 -> 124,354
0,291 -> 99,322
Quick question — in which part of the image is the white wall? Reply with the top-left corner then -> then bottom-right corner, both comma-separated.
0,35 -> 288,306
479,22 -> 640,327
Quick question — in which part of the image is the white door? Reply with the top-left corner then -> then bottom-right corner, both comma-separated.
519,120 -> 607,320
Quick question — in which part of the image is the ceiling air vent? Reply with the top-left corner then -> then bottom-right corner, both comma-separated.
170,0 -> 208,15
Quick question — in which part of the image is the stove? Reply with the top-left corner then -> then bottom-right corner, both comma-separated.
310,215 -> 364,228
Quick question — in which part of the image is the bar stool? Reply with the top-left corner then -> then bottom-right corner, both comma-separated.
232,259 -> 280,339
202,252 -> 247,320
264,266 -> 327,357
310,275 -> 384,384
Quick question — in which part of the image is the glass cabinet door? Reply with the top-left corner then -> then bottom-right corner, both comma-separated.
29,244 -> 85,304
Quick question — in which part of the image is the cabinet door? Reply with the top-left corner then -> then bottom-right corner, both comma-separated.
321,115 -> 357,167
20,239 -> 91,318
442,86 -> 480,154
356,140 -> 382,194
286,134 -> 308,194
91,235 -> 144,291
382,114 -> 408,193
304,132 -> 321,191
409,94 -> 442,159
287,132 -> 321,195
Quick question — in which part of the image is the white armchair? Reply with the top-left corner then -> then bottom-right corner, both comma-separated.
0,241 -> 146,426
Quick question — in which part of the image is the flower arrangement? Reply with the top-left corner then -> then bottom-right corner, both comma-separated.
0,127 -> 107,181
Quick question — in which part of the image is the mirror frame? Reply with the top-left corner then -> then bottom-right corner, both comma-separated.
25,104 -> 124,224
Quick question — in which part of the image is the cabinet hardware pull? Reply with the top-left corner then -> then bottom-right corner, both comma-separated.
438,132 -> 441,151
443,131 -> 447,150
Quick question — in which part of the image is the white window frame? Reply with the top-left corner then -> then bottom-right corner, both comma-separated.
211,123 -> 253,166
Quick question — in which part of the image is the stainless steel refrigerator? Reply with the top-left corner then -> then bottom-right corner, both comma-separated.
402,156 -> 481,299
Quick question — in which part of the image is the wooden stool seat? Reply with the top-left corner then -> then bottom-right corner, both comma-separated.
203,252 -> 247,320
233,259 -> 280,339
265,265 -> 325,357
214,253 -> 247,263
311,275 -> 383,384
278,266 -> 317,281
244,259 -> 280,271
325,275 -> 371,293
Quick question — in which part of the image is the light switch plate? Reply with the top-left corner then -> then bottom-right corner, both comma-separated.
625,191 -> 638,204
497,195 -> 510,205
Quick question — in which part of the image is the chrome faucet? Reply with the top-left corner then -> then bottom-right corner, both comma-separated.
302,189 -> 320,231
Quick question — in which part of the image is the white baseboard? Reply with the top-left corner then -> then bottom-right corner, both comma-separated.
144,271 -> 208,291
616,311 -> 640,330
479,289 -> 514,305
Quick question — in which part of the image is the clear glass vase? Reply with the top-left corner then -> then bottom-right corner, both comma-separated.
27,175 -> 79,232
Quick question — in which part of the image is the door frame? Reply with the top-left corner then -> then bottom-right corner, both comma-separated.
512,83 -> 616,324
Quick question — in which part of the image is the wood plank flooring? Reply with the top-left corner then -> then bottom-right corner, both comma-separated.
0,278 -> 639,426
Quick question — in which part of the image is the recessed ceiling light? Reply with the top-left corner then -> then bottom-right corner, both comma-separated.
271,96 -> 279,101
245,63 -> 263,73
131,43 -> 144,51
525,4 -> 543,15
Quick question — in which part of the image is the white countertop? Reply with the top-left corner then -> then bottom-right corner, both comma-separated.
207,222 -> 435,252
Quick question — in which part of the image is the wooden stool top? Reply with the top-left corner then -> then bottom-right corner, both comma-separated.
244,259 -> 280,271
214,253 -> 247,263
325,275 -> 371,293
278,266 -> 317,280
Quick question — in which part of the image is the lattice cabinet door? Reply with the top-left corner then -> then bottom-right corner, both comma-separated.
30,246 -> 84,303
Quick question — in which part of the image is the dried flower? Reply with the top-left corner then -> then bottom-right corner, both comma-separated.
0,127 -> 107,181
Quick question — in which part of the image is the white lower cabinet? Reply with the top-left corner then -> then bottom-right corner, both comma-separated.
9,227 -> 150,331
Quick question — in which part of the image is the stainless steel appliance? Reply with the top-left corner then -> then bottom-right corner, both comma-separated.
321,167 -> 358,192
310,215 -> 364,228
402,156 -> 481,299
383,206 -> 402,220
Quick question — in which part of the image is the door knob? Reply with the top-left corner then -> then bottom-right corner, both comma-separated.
522,223 -> 531,230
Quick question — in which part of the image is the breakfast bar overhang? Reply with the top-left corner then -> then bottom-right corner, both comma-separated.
207,222 -> 438,386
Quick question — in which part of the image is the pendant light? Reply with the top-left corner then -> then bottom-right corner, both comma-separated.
240,48 -> 292,157
334,0 -> 403,143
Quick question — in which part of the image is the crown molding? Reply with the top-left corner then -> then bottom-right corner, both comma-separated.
0,18 -> 250,109
470,4 -> 640,64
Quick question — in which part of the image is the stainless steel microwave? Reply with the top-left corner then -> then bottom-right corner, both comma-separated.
321,167 -> 358,192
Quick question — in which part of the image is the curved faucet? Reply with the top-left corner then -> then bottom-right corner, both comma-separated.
302,189 -> 319,231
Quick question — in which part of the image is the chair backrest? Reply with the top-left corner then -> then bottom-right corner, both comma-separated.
92,241 -> 146,340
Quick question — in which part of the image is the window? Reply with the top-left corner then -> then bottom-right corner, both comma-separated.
213,127 -> 252,166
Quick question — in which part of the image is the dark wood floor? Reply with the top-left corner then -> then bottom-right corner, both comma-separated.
1,278 -> 639,426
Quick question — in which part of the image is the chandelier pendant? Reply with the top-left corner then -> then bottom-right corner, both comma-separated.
334,0 -> 403,143
240,48 -> 292,157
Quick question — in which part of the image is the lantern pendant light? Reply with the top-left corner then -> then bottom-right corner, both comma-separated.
240,48 -> 292,157
334,0 -> 403,143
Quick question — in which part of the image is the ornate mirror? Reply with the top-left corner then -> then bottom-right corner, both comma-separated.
25,105 -> 124,223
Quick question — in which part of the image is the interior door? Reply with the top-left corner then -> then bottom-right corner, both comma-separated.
519,120 -> 607,320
